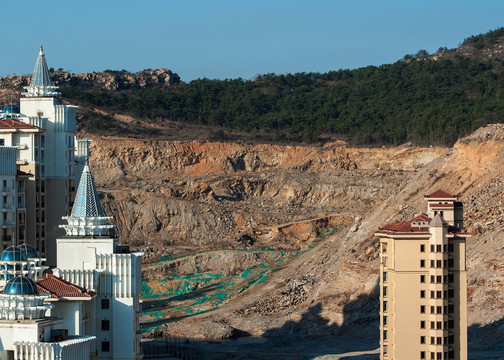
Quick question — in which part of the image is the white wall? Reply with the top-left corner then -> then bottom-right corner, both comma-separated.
57,238 -> 115,270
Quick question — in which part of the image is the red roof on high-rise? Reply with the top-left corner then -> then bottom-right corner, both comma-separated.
0,118 -> 43,130
376,213 -> 432,235
37,274 -> 95,299
424,189 -> 456,199
375,213 -> 466,236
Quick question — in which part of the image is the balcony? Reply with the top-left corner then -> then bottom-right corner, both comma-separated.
1,188 -> 10,195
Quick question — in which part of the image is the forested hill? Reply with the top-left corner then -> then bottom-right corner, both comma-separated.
3,28 -> 504,145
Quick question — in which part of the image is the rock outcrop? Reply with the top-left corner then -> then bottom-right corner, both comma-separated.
0,68 -> 180,93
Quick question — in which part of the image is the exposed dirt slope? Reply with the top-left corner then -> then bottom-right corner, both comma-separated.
88,125 -> 504,348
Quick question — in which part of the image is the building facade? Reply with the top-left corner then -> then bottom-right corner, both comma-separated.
375,190 -> 469,360
0,46 -> 85,266
56,164 -> 143,359
0,47 -> 143,360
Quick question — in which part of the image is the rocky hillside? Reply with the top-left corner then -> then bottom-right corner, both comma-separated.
85,124 -> 504,352
0,68 -> 180,111
3,28 -> 504,146
431,27 -> 504,62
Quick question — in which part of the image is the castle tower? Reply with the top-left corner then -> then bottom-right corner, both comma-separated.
15,46 -> 81,266
375,190 -> 469,360
57,164 -> 143,359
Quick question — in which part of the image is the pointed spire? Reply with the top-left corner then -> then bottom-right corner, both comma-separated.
60,165 -> 114,237
22,46 -> 60,97
71,165 -> 105,217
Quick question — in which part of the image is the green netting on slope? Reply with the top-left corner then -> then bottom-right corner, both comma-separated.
141,227 -> 341,332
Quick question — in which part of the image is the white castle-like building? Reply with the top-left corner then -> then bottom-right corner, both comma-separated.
0,47 -> 143,359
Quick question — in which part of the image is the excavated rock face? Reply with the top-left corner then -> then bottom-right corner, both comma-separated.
89,125 -> 504,344
89,138 -> 444,249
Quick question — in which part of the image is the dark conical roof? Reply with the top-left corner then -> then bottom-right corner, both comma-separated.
30,46 -> 53,88
70,165 -> 105,217
430,214 -> 448,226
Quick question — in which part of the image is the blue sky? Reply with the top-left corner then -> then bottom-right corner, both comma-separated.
1,0 -> 503,81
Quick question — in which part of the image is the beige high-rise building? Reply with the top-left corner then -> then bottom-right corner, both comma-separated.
375,190 -> 469,360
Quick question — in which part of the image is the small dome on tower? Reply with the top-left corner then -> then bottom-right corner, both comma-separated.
17,244 -> 38,259
0,246 -> 27,262
4,276 -> 39,296
2,104 -> 20,114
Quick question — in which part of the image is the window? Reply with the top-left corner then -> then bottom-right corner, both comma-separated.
437,306 -> 442,314
420,336 -> 425,344
420,275 -> 425,283
436,321 -> 442,329
420,260 -> 425,268
448,243 -> 454,252
448,258 -> 454,267
101,298 -> 110,309
436,245 -> 442,252
430,291 -> 435,298
430,275 -> 435,283
430,321 -> 435,329
430,306 -> 434,314
383,316 -> 387,326
383,301 -> 387,312
382,272 -> 387,283
430,336 -> 435,344
430,245 -> 435,252
420,244 -> 425,252
420,305 -> 425,313
420,351 -> 425,359
430,260 -> 435,268
0,139 -> 4,146
102,341 -> 110,352
437,352 -> 442,360
383,330 -> 387,340
383,286 -> 387,297
437,275 -> 442,283
420,290 -> 425,298
102,319 -> 110,331
420,320 -> 425,329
